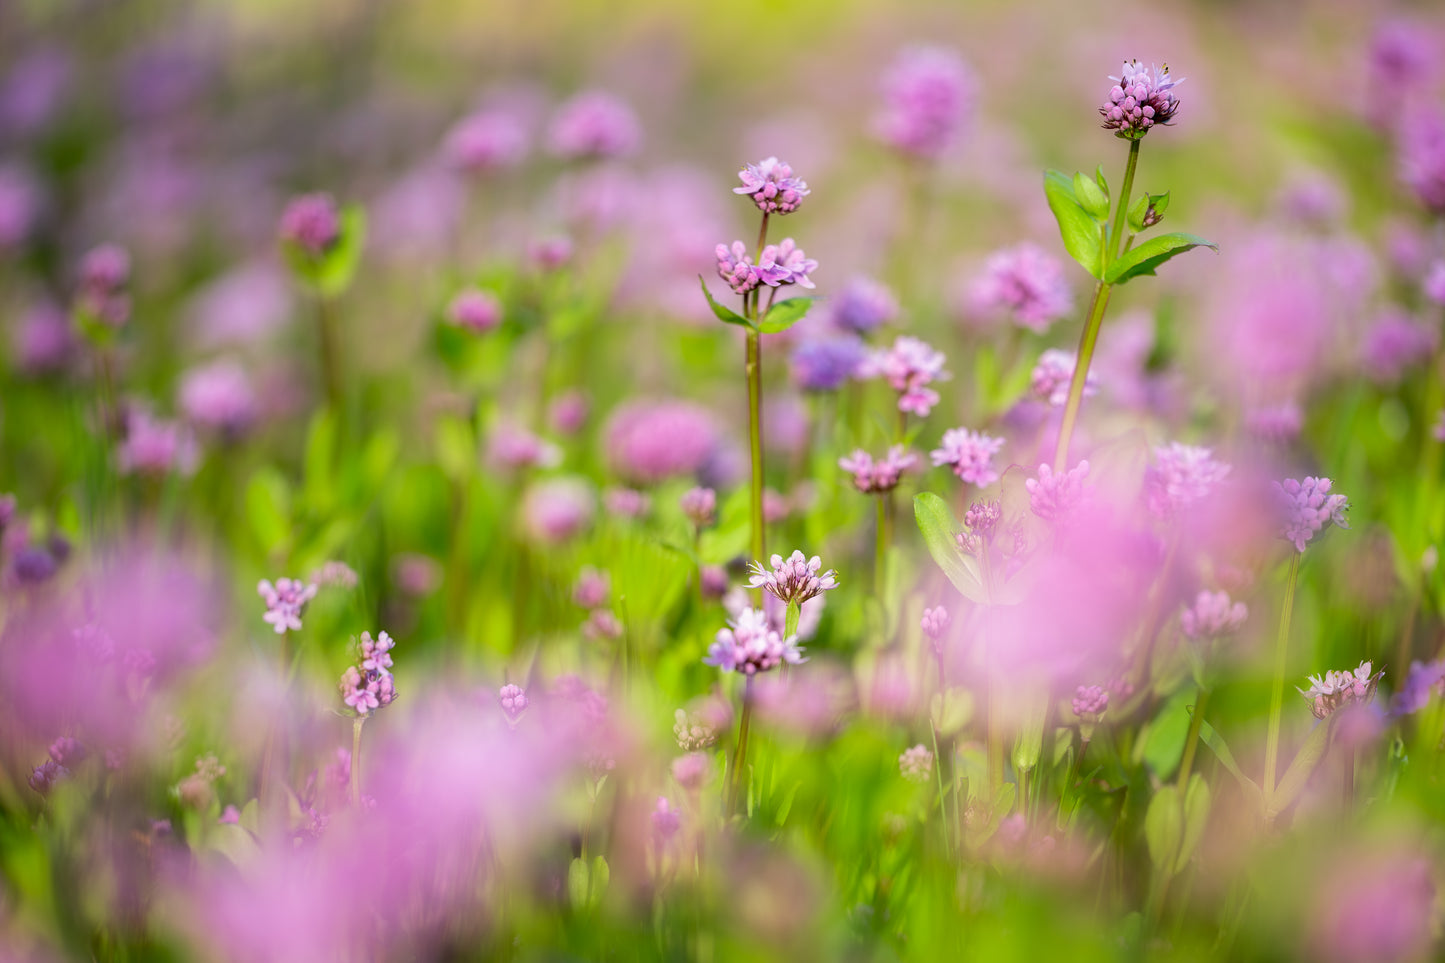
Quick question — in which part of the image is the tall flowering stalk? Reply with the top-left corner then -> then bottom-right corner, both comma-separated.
339,630 -> 398,806
702,159 -> 816,588
1045,62 -> 1214,472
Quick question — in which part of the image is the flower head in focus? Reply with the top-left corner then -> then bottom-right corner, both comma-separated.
1299,661 -> 1383,720
838,446 -> 919,494
339,631 -> 397,717
1099,61 -> 1182,138
734,157 -> 809,215
1275,476 -> 1349,552
858,336 -> 949,418
703,607 -> 805,676
747,550 -> 839,605
898,744 -> 934,782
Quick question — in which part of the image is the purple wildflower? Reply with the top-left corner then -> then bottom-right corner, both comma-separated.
931,428 -> 1005,487
680,487 -> 717,529
498,683 -> 528,722
28,759 -> 67,796
257,577 -> 319,635
1031,349 -> 1097,407
529,235 -> 574,272
1423,260 -> 1445,305
547,91 -> 640,160
1275,476 -> 1350,552
671,752 -> 711,790
858,336 -> 949,418
1362,308 -> 1436,383
179,361 -> 258,437
831,277 -> 898,334
1299,661 -> 1383,720
898,744 -> 934,782
442,109 -> 528,174
704,607 -> 805,675
1071,685 -> 1109,722
790,334 -> 866,392
651,796 -> 682,843
838,446 -> 919,494
446,289 -> 503,334
734,157 -> 809,215
75,244 -> 131,327
1099,61 -> 1183,137
603,487 -> 650,518
1025,461 -> 1091,522
748,550 -> 839,605
716,241 -> 762,295
1179,590 -> 1248,640
1145,442 -> 1231,520
117,409 -> 199,477
1391,660 -> 1445,717
520,477 -> 596,543
488,422 -> 560,471
277,193 -> 341,257
604,400 -> 718,485
49,737 -> 85,767
1245,401 -> 1303,443
874,47 -> 974,159
13,301 -> 74,374
1401,106 -> 1445,215
966,243 -> 1072,333
583,609 -> 622,640
759,238 -> 818,289
574,567 -> 610,608
920,605 -> 950,643
339,631 -> 398,717
1370,19 -> 1439,93
10,546 -> 58,586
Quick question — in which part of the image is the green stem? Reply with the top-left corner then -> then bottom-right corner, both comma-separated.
784,600 -> 800,640
350,716 -> 366,808
316,295 -> 341,414
874,494 -> 888,597
986,669 -> 1005,802
930,718 -> 953,856
1052,138 -> 1141,473
1264,553 -> 1301,801
746,329 -> 765,587
726,679 -> 754,817
1177,687 -> 1210,789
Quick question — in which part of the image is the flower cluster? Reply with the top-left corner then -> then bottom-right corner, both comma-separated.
1099,61 -> 1182,137
338,631 -> 397,717
179,361 -> 258,437
546,90 -> 639,160
831,277 -> 897,334
1180,590 -> 1248,640
747,550 -> 839,605
956,499 -> 1003,556
734,157 -> 809,215
920,605 -> 950,643
899,744 -> 934,782
874,47 -> 974,159
680,487 -> 716,529
1392,660 -> 1445,717
1025,461 -> 1090,522
931,428 -> 1005,487
1030,349 -> 1097,407
498,683 -> 528,723
858,336 -> 949,417
703,607 -> 805,675
1072,685 -> 1109,722
1145,443 -> 1231,520
446,289 -> 503,334
117,409 -> 199,477
442,109 -> 528,174
277,193 -> 341,257
1275,476 -> 1350,553
257,577 -> 319,635
965,243 -> 1072,333
1299,662 -> 1383,720
715,238 -> 818,295
838,446 -> 919,494
674,705 -> 725,751
791,334 -> 866,392
75,244 -> 131,327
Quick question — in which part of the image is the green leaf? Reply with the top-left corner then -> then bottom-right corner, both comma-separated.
1044,170 -> 1104,280
1094,164 -> 1109,199
207,824 -> 262,872
1142,688 -> 1193,780
245,469 -> 291,556
1268,718 -> 1333,818
434,416 -> 475,483
302,409 -> 338,515
568,857 -> 590,907
1104,231 -> 1217,285
1144,785 -> 1183,872
1073,171 -> 1110,220
1127,194 -> 1149,233
1198,720 -> 1264,816
1176,773 -> 1211,874
913,492 -> 987,603
1011,688 -> 1050,775
316,205 -> 367,298
757,296 -> 814,334
698,275 -> 753,328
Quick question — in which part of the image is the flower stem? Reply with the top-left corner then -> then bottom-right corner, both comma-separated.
1176,687 -> 1210,789
316,294 -> 341,413
1052,138 -> 1141,472
350,716 -> 366,808
726,678 -> 754,817
1264,552 -> 1301,802
874,494 -> 889,597
930,718 -> 953,856
746,329 -> 766,590
784,600 -> 801,640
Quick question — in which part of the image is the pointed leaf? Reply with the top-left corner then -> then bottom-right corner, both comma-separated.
1104,232 -> 1217,285
1011,688 -> 1050,775
1144,785 -> 1183,872
1044,170 -> 1104,280
1073,171 -> 1109,219
1268,718 -> 1333,818
1127,194 -> 1150,233
913,492 -> 987,603
698,275 -> 753,328
758,296 -> 815,334
1175,773 -> 1211,874
1094,164 -> 1109,199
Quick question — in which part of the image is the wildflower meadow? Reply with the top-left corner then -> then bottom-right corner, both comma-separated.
4,1 -> 1445,960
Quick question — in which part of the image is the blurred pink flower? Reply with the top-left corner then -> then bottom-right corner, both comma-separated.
604,399 -> 719,485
